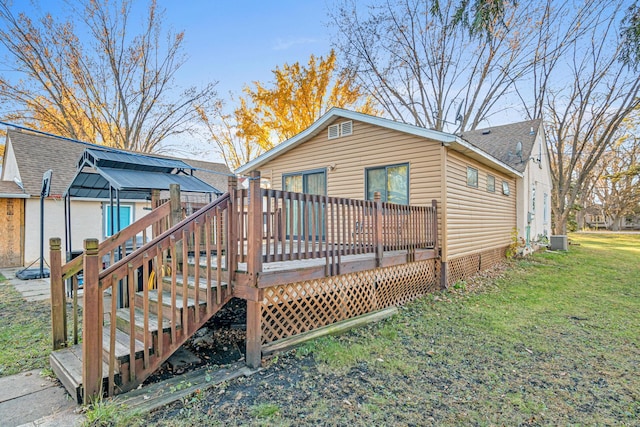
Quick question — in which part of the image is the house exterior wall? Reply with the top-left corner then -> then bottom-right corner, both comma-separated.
257,118 -> 443,206
0,197 -> 24,267
445,150 -> 517,259
23,198 -> 149,265
517,128 -> 553,245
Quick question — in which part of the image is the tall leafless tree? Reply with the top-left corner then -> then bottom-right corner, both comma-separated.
0,0 -> 218,154
544,2 -> 640,234
330,0 -> 545,132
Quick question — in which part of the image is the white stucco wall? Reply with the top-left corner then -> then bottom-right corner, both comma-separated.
516,129 -> 553,246
23,198 -> 151,265
1,140 -> 21,184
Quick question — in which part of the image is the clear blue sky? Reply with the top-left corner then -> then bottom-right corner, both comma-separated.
162,0 -> 333,98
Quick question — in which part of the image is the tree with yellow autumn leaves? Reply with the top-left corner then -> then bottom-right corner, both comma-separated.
199,50 -> 378,170
0,0 -> 218,154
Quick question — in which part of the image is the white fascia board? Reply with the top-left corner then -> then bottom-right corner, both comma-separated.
0,193 -> 29,198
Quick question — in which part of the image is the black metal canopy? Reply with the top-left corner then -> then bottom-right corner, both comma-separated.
65,148 -> 220,199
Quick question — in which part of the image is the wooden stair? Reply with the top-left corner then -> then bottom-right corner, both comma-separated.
50,271 -> 232,403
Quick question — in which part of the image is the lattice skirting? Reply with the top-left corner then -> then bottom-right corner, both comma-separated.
261,259 -> 439,344
446,246 -> 507,287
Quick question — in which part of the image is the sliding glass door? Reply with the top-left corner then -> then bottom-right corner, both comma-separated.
283,169 -> 326,239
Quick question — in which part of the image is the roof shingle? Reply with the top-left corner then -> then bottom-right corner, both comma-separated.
1,129 -> 231,197
459,119 -> 542,173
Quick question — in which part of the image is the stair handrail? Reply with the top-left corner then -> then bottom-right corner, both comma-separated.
60,201 -> 171,280
98,192 -> 230,282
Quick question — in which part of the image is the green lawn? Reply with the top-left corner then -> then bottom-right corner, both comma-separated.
0,277 -> 53,376
145,233 -> 639,426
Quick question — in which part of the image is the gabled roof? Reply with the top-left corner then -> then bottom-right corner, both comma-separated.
235,108 -> 523,178
459,119 -> 542,173
0,128 -> 231,198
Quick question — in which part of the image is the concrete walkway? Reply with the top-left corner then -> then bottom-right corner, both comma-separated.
0,370 -> 82,427
1,267 -> 52,302
0,269 -> 84,426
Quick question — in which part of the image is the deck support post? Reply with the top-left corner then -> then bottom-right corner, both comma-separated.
49,237 -> 66,350
374,192 -> 383,267
431,199 -> 438,250
246,171 -> 263,368
82,238 -> 102,403
440,261 -> 448,289
170,184 -> 183,271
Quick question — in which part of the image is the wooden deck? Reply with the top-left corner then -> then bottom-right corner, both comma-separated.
187,242 -> 438,290
49,174 -> 440,403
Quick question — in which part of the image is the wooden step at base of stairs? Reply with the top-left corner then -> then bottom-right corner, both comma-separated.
50,343 -> 114,404
103,326 -> 147,364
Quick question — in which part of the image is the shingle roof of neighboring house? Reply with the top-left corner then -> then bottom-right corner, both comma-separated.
0,128 -> 231,197
184,159 -> 232,195
0,179 -> 26,197
459,119 -> 542,174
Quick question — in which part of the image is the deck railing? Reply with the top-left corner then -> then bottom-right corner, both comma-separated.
91,191 -> 232,397
235,185 -> 438,265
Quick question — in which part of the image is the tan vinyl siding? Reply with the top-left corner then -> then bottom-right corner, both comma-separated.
445,150 -> 516,258
258,119 -> 442,206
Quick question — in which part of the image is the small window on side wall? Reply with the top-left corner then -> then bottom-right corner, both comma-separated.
487,174 -> 495,192
467,167 -> 478,188
502,181 -> 510,196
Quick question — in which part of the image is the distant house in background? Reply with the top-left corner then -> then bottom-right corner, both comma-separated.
0,128 -> 230,268
237,108 -> 553,285
583,205 -> 640,230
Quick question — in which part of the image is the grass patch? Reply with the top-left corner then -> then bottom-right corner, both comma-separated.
82,398 -> 144,427
0,282 -> 52,376
250,402 -> 281,419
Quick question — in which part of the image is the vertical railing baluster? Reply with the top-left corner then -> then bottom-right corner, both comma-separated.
170,235 -> 177,344
265,190 -> 272,262
182,229 -> 189,337
156,247 -> 163,358
205,213 -> 212,313
127,262 -> 136,383
193,221 -> 201,324
108,274 -> 117,396
142,253 -> 150,370
216,207 -> 223,305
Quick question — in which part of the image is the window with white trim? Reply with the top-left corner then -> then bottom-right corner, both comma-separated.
466,167 -> 478,188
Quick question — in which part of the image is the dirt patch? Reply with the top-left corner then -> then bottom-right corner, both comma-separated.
143,298 -> 247,384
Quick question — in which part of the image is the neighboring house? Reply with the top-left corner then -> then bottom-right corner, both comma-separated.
584,205 -> 640,230
236,108 -> 552,285
0,128 -> 230,268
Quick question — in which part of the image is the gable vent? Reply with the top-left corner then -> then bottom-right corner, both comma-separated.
340,120 -> 353,136
328,124 -> 339,139
328,120 -> 353,140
